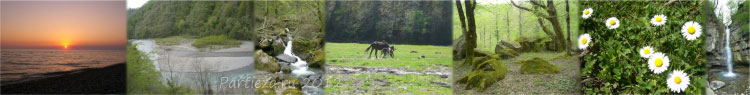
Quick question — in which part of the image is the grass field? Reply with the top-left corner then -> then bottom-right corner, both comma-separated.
325,42 -> 452,71
326,74 -> 451,94
325,42 -> 452,94
453,2 -> 582,51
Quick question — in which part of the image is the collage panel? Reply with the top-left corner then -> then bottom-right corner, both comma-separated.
252,1 -> 326,95
579,0 -> 708,94
126,1 -> 255,94
705,0 -> 750,94
1,1 -> 127,94
324,1 -> 454,94
452,0 -> 583,94
0,0 -> 748,94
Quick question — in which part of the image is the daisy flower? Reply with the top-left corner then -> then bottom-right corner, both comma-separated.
650,14 -> 667,26
648,52 -> 669,74
578,34 -> 592,50
582,8 -> 593,19
681,21 -> 702,40
667,70 -> 690,93
605,17 -> 620,29
639,46 -> 654,58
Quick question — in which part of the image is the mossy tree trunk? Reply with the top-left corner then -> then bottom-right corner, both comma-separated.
511,0 -> 567,52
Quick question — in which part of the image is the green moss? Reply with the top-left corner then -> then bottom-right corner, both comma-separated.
520,57 -> 559,74
255,50 -> 281,72
457,59 -> 507,91
281,89 -> 302,95
191,35 -> 240,49
155,36 -> 183,46
496,48 -> 519,59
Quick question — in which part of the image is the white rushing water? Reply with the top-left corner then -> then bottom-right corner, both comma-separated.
725,27 -> 736,77
283,32 -> 315,77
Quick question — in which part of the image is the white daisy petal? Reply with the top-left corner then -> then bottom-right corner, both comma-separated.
648,52 -> 669,74
582,8 -> 593,19
578,34 -> 592,50
639,46 -> 654,58
605,17 -> 620,29
650,14 -> 667,26
681,21 -> 702,40
667,70 -> 690,93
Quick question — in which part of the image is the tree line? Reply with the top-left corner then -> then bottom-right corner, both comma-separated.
127,1 -> 254,40
325,1 -> 453,46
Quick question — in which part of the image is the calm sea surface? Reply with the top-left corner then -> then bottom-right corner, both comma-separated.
1,49 -> 125,82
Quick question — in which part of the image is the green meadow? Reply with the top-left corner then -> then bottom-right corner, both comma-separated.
325,42 -> 452,71
325,42 -> 452,94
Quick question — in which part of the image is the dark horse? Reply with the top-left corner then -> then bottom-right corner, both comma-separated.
380,46 -> 395,58
365,40 -> 394,59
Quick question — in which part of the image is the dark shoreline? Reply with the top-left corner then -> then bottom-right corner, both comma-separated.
1,63 -> 126,94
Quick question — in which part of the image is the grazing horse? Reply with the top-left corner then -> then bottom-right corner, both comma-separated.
380,46 -> 395,58
365,40 -> 390,59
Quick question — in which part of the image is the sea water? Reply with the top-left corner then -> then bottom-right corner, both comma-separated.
0,49 -> 125,83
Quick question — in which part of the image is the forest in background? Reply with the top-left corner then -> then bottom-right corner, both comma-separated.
453,1 -> 581,51
325,1 -> 453,46
126,1 -> 254,40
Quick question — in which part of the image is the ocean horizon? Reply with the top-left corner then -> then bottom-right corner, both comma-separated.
0,49 -> 125,84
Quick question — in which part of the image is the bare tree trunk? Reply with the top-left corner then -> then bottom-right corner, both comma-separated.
518,7 -> 523,39
565,0 -> 572,55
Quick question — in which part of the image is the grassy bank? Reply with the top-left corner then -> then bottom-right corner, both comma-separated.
325,42 -> 452,71
191,35 -> 240,49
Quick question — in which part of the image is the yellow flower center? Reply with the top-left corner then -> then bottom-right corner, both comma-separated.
688,26 -> 696,34
655,58 -> 663,67
584,10 -> 590,15
674,77 -> 682,84
610,20 -> 616,25
656,17 -> 662,22
581,38 -> 588,45
644,49 -> 650,54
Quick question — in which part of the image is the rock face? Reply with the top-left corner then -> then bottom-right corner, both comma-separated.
520,57 -> 560,74
516,37 -> 551,52
453,35 -> 466,60
710,81 -> 726,90
255,50 -> 280,72
705,13 -> 750,67
275,54 -> 298,63
495,40 -> 522,52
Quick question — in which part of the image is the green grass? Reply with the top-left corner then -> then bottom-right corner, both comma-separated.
191,35 -> 240,48
325,42 -> 452,71
326,74 -> 451,94
155,36 -> 184,46
453,2 -> 582,51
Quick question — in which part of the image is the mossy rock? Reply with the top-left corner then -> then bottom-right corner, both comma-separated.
255,50 -> 281,72
255,82 -> 276,95
473,49 -> 499,59
281,88 -> 302,95
308,49 -> 325,68
495,48 -> 519,59
457,59 -> 507,91
520,57 -> 560,74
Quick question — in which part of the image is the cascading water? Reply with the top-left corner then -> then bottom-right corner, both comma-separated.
283,35 -> 315,76
725,26 -> 736,77
282,28 -> 324,95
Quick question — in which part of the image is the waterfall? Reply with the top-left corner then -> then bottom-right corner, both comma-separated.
283,29 -> 315,77
725,26 -> 736,77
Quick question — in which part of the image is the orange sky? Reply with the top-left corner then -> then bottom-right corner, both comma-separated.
1,1 -> 126,50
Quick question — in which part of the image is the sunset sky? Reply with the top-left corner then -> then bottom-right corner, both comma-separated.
1,1 -> 126,50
